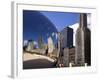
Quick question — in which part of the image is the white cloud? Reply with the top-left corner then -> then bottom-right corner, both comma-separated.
69,23 -> 79,46
87,13 -> 91,30
69,14 -> 91,46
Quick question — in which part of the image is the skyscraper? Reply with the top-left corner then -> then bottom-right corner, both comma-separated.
63,47 -> 75,67
61,27 -> 73,48
75,13 -> 91,66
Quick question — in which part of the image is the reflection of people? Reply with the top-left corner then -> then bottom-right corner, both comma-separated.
59,64 -> 64,68
45,45 -> 48,56
57,32 -> 64,67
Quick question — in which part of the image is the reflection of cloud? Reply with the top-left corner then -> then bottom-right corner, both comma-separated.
34,41 -> 38,45
52,32 -> 55,36
23,40 -> 38,48
69,23 -> 79,46
23,40 -> 28,46
52,32 -> 58,40
34,41 -> 38,48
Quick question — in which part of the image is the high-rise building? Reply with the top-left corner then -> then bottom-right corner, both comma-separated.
57,27 -> 73,67
61,27 -> 73,48
63,47 -> 75,67
75,13 -> 91,66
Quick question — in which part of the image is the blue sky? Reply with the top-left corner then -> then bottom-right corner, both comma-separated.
23,10 -> 79,43
41,11 -> 79,31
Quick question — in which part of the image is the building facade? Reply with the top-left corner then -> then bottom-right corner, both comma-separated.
61,27 -> 73,48
75,13 -> 91,66
63,47 -> 75,67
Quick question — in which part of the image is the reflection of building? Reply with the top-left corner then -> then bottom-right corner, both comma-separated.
47,37 -> 55,57
75,13 -> 91,66
27,40 -> 34,51
61,27 -> 73,48
38,36 -> 44,49
63,47 -> 75,67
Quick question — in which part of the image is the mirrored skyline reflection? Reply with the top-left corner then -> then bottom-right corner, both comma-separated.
23,10 -> 79,45
23,12 -> 91,69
